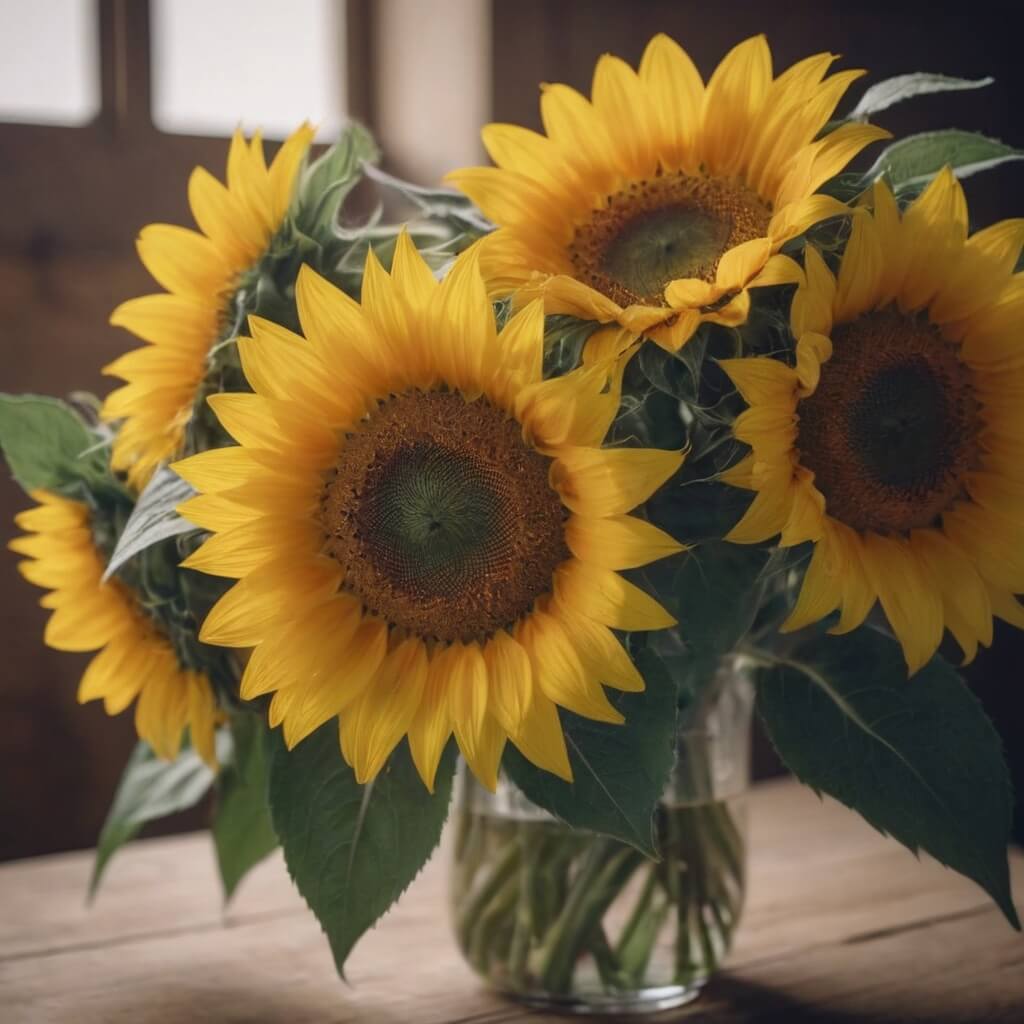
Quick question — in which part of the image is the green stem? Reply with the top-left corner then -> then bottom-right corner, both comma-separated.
506,823 -> 537,986
615,861 -> 659,964
456,834 -> 521,963
616,863 -> 671,986
535,839 -> 643,994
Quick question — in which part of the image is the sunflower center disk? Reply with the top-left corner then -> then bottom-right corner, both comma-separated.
568,173 -> 772,308
320,390 -> 569,644
797,310 -> 981,534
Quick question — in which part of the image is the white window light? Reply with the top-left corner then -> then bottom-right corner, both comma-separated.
150,0 -> 347,141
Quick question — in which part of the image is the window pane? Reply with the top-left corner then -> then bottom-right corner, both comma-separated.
0,0 -> 100,126
151,0 -> 346,140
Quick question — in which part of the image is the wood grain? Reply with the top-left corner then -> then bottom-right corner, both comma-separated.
1,778 -> 1020,1023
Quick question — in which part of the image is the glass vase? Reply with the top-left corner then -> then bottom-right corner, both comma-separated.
449,655 -> 755,1015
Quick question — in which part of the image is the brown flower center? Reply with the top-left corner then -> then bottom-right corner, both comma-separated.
319,390 -> 569,644
568,172 -> 772,308
797,309 -> 981,534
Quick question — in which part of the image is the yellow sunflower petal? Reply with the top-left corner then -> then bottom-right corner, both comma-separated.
911,529 -> 992,664
447,642 -> 491,769
180,515 -> 321,578
492,298 -> 544,408
339,636 -> 430,784
725,477 -> 794,544
509,690 -> 572,782
480,122 -> 576,198
282,618 -> 388,750
267,121 -> 315,225
700,35 -> 772,177
719,357 -> 798,406
591,53 -> 658,180
714,237 -> 774,293
554,560 -> 676,631
899,167 -> 968,313
293,265 -> 387,400
518,611 -> 623,724
637,33 -> 704,171
408,646 -> 455,793
199,557 -> 342,647
778,471 -> 826,547
136,224 -> 228,299
187,673 -> 219,769
462,713 -> 507,793
134,658 -> 188,761
483,629 -> 533,737
565,513 -> 685,570
170,447 -> 266,494
827,523 -> 876,635
550,598 -> 645,693
390,228 -> 439,313
109,293 -> 216,350
861,533 -> 944,674
551,446 -> 684,518
834,210 -> 884,322
794,331 -> 833,394
780,536 -> 841,633
431,244 -> 497,394
767,194 -> 855,245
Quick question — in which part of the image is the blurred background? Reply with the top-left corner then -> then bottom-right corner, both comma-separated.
1,0 -> 1022,861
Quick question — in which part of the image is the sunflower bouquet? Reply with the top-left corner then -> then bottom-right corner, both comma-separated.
2,31 -> 1022,1013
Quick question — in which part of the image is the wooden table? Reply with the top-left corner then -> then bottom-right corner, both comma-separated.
2,778 -> 1022,1023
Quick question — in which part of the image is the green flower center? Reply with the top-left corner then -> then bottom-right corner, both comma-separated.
320,390 -> 569,643
797,309 -> 980,534
568,173 -> 771,308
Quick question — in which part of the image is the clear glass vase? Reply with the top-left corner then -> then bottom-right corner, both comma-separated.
449,655 -> 755,1015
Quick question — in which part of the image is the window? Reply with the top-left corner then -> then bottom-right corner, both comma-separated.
150,0 -> 347,140
0,0 -> 100,125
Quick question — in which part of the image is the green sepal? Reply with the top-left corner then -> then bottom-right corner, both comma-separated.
213,712 -> 278,902
267,727 -> 456,977
362,161 -> 493,240
90,733 -> 229,899
503,648 -> 678,857
0,394 -> 114,499
757,627 -> 1021,930
288,121 -> 380,242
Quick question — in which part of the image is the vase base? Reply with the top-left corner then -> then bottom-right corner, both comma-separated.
497,981 -> 705,1016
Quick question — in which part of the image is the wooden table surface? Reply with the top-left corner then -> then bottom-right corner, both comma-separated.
1,777 -> 1022,1023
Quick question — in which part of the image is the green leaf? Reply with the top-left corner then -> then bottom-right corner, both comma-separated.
642,542 -> 772,661
213,713 -> 279,902
103,466 -> 196,579
645,468 -> 756,545
268,728 -> 455,976
90,735 -> 228,898
866,130 -> 1024,189
757,628 -> 1020,929
0,394 -> 108,496
849,73 -> 994,120
503,648 -> 678,857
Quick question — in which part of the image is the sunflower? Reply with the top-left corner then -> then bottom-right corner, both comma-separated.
10,491 -> 218,765
101,124 -> 316,490
719,169 -> 1024,673
172,236 -> 684,791
445,34 -> 888,352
